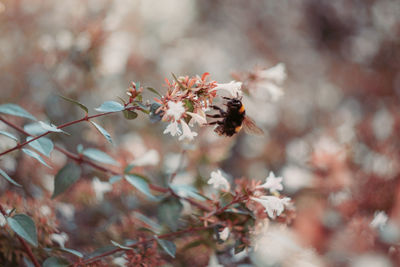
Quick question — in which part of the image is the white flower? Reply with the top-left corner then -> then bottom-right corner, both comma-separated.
207,253 -> 224,267
56,203 -> 75,220
251,225 -> 323,267
178,120 -> 198,141
131,149 -> 160,166
219,227 -> 230,241
0,213 -> 6,227
370,211 -> 388,229
252,63 -> 286,102
214,81 -> 243,97
257,171 -> 283,193
261,82 -> 284,102
50,232 -> 69,248
92,177 -> 112,201
258,63 -> 287,85
187,110 -> 207,126
39,205 -> 51,216
112,257 -> 128,267
164,121 -> 182,136
166,101 -> 185,120
251,196 -> 291,219
208,169 -> 230,191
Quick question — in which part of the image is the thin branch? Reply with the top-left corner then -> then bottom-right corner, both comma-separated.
203,195 -> 248,220
0,116 -> 212,212
0,107 -> 136,157
0,204 -> 41,267
73,224 -> 217,266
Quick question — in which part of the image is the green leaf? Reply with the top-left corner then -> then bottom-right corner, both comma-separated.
59,95 -> 88,114
0,130 -> 18,142
42,257 -> 70,267
22,148 -> 51,168
27,136 -> 53,157
90,121 -> 113,144
219,193 -> 234,208
234,239 -> 246,254
76,144 -> 83,154
83,148 -> 118,165
59,247 -> 84,258
183,99 -> 194,113
0,103 -> 36,120
155,236 -> 176,258
95,101 -> 124,112
134,101 -> 148,110
52,162 -> 81,198
38,121 -> 67,134
85,245 -> 116,259
170,184 -> 206,201
109,175 -> 122,184
132,211 -> 162,234
171,73 -> 185,90
23,257 -> 35,267
24,123 -> 47,135
111,240 -> 133,250
124,164 -> 135,174
149,103 -> 163,123
0,168 -> 21,187
224,208 -> 254,217
146,87 -> 162,97
125,174 -> 156,200
123,110 -> 138,120
157,197 -> 183,231
181,239 -> 210,252
7,214 -> 38,247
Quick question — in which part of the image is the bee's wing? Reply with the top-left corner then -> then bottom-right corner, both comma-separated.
242,116 -> 264,135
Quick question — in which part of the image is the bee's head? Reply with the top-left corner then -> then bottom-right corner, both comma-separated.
226,97 -> 242,109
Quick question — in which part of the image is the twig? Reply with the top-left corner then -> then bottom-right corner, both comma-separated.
203,195 -> 248,219
73,224 -> 217,266
0,107 -> 136,157
0,116 -> 212,212
0,204 -> 41,267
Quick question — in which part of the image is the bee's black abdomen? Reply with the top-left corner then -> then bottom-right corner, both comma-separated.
212,97 -> 246,137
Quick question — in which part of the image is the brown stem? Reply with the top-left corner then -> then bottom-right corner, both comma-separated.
0,116 -> 212,212
0,116 -> 230,265
0,204 -> 41,267
204,195 -> 248,219
73,224 -> 217,266
0,107 -> 136,157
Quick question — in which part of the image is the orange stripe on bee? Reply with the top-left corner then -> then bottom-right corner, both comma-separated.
239,104 -> 245,113
235,126 -> 242,132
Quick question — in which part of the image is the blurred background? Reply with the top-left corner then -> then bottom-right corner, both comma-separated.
1,0 -> 400,266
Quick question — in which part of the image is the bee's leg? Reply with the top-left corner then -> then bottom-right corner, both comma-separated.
222,97 -> 232,100
207,114 -> 223,118
210,105 -> 227,115
207,121 -> 223,125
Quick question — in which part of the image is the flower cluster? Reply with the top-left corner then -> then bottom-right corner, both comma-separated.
235,63 -> 287,102
208,169 -> 292,220
126,82 -> 144,104
153,73 -> 243,141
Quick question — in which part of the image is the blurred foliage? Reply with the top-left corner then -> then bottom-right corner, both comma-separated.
1,0 -> 400,266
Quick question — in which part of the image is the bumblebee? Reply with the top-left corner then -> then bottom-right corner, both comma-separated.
207,97 -> 264,136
